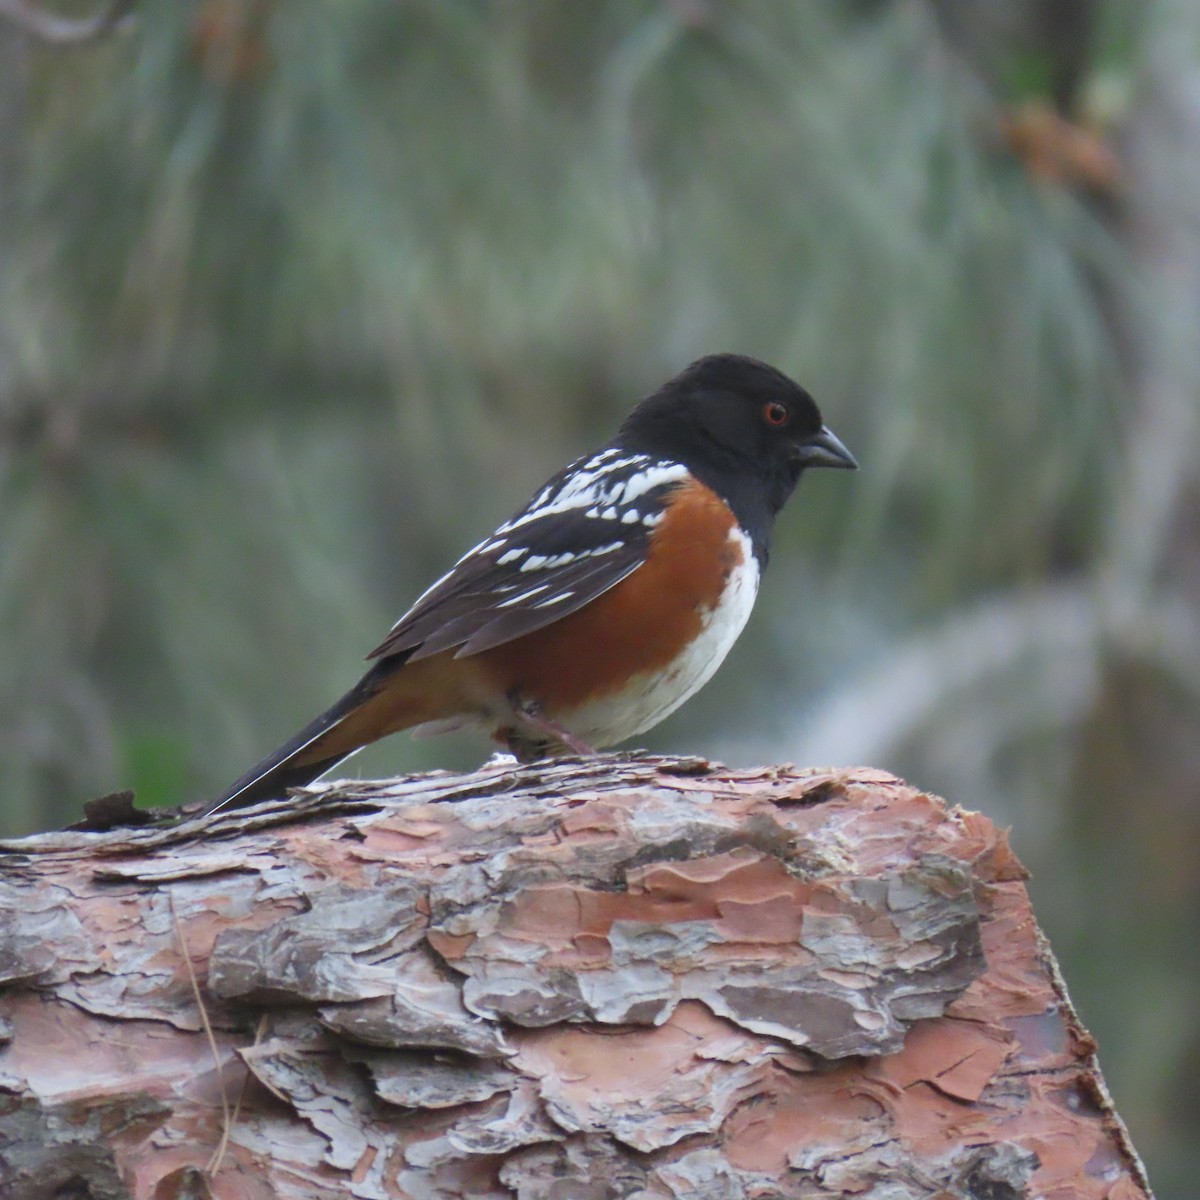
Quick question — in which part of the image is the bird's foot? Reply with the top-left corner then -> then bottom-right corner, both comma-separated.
504,693 -> 596,760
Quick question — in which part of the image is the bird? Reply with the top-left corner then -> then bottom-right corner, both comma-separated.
209,354 -> 857,813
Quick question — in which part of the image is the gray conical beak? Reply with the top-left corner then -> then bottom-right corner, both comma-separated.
797,425 -> 858,470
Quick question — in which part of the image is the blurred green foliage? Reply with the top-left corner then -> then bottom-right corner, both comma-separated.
1,0 -> 1197,1191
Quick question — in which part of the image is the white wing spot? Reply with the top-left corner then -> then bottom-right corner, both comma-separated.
498,584 -> 551,608
619,464 -> 690,503
392,453 -> 685,630
397,564 -> 456,617
498,454 -> 686,533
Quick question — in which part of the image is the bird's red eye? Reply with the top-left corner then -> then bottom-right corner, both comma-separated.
763,402 -> 788,427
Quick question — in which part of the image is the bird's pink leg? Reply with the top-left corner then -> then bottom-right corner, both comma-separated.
504,691 -> 597,759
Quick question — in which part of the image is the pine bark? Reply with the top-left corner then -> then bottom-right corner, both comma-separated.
0,756 -> 1154,1199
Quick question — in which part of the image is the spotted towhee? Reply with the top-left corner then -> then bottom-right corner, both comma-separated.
210,354 -> 856,812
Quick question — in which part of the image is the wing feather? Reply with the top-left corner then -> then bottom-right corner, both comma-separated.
367,453 -> 687,663
450,554 -> 645,657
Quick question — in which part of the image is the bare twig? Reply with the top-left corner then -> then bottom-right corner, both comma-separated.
168,892 -> 232,1173
0,0 -> 134,45
207,1013 -> 265,1177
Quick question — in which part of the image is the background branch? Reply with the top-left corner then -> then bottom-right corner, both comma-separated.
0,0 -> 133,45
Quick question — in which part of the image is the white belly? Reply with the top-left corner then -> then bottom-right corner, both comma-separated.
562,529 -> 761,746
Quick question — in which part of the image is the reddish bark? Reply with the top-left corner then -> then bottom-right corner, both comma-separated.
0,756 -> 1153,1199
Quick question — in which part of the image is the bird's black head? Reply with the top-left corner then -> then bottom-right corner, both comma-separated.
617,354 -> 856,553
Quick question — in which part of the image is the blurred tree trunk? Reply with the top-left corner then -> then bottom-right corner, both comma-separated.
0,757 -> 1152,1199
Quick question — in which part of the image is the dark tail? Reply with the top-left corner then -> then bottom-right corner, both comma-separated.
207,660 -> 404,815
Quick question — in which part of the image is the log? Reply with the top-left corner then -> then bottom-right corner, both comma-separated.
0,755 -> 1155,1199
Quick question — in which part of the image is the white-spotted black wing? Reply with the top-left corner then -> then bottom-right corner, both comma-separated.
368,450 -> 690,662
